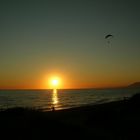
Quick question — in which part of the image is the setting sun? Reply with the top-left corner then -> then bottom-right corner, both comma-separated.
52,79 -> 59,86
47,76 -> 62,89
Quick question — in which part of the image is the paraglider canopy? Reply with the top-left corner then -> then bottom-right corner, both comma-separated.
105,34 -> 114,44
105,34 -> 113,39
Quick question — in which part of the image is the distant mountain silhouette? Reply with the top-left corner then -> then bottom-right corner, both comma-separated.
127,82 -> 140,88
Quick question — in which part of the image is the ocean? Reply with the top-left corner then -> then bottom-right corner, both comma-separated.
0,88 -> 140,111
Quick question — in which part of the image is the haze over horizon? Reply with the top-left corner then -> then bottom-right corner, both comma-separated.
0,0 -> 140,89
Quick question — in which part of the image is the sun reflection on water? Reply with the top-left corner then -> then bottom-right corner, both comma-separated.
52,89 -> 58,107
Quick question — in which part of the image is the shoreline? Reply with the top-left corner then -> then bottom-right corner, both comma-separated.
0,93 -> 140,139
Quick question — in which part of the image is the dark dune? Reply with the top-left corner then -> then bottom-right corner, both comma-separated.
127,82 -> 140,88
0,93 -> 140,140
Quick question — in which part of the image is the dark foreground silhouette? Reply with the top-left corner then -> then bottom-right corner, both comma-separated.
0,93 -> 140,140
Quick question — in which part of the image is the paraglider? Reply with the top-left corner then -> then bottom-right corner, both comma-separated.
105,34 -> 114,44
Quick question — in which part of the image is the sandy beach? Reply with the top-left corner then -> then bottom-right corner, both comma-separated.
0,93 -> 140,140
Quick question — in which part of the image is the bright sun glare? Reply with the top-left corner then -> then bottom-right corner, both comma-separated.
52,79 -> 59,86
49,77 -> 61,89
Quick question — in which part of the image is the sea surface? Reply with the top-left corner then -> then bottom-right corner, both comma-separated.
0,88 -> 140,111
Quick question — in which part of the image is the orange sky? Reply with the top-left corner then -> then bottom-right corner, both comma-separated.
0,70 -> 138,89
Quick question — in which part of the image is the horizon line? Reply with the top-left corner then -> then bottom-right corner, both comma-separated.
0,86 -> 127,90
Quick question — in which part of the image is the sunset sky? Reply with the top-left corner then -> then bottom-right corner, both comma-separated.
0,0 -> 140,89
